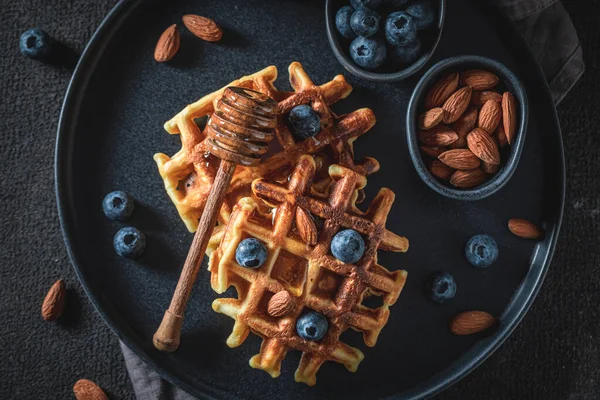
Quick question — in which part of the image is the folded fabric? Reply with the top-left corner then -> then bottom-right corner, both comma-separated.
121,1 -> 584,398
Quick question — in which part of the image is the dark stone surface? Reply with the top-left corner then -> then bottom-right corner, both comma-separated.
0,0 -> 597,399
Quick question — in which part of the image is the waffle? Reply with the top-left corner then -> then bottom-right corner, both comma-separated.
154,62 -> 378,235
208,155 -> 409,385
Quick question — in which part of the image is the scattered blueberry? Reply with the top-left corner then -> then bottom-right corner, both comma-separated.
287,105 -> 321,139
465,234 -> 499,268
102,191 -> 135,221
350,8 -> 381,38
331,229 -> 365,264
296,311 -> 329,341
336,6 -> 357,39
385,11 -> 417,47
391,38 -> 422,64
20,28 -> 54,60
350,0 -> 381,10
113,227 -> 146,259
428,272 -> 457,303
235,238 -> 268,269
406,0 -> 436,30
350,36 -> 387,70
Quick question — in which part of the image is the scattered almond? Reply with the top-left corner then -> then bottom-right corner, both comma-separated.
418,125 -> 458,147
478,99 -> 502,134
442,86 -> 472,124
502,92 -> 517,144
460,70 -> 499,90
295,207 -> 318,245
467,128 -> 500,165
41,279 -> 66,321
449,168 -> 487,188
420,146 -> 446,158
73,379 -> 108,400
496,125 -> 508,148
154,24 -> 180,62
438,149 -> 480,170
481,161 -> 499,174
424,72 -> 460,109
418,107 -> 445,130
471,90 -> 502,106
429,160 -> 454,180
182,14 -> 223,42
267,290 -> 295,317
508,218 -> 543,239
450,311 -> 496,335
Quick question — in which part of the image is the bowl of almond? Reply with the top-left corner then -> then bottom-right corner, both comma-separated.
406,55 -> 528,200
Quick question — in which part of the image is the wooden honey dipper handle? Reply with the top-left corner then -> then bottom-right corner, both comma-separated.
153,87 -> 277,352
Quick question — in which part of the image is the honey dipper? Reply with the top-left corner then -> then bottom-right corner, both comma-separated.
153,87 -> 277,352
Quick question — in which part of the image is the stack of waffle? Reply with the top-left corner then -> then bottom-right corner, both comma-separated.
155,62 -> 409,385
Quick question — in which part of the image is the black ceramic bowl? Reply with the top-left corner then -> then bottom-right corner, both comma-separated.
325,0 -> 446,82
406,55 -> 529,200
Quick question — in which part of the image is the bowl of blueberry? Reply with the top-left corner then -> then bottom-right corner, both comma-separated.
326,0 -> 445,82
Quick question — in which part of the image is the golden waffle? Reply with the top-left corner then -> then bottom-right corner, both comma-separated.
154,62 -> 378,234
208,155 -> 409,385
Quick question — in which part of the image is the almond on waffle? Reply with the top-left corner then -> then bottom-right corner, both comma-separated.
154,62 -> 378,236
208,155 -> 409,386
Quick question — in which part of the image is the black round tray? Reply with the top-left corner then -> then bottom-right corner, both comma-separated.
55,0 -> 564,399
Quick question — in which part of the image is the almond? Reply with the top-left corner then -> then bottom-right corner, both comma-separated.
450,311 -> 496,335
508,218 -> 543,239
471,90 -> 502,106
478,99 -> 502,134
420,146 -> 446,158
418,125 -> 458,147
267,290 -> 295,317
450,106 -> 478,149
502,92 -> 517,144
41,279 -> 66,321
442,86 -> 472,124
424,72 -> 460,109
182,14 -> 223,42
429,160 -> 454,180
460,70 -> 499,90
449,168 -> 487,188
495,125 -> 508,148
154,24 -> 180,62
418,107 -> 445,130
482,161 -> 499,174
295,207 -> 318,245
467,128 -> 500,165
438,149 -> 480,170
73,379 -> 108,400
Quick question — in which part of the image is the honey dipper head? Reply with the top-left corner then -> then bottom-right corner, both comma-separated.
206,87 -> 278,166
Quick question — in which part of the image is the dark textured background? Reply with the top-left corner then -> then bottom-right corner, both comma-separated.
0,0 -> 598,399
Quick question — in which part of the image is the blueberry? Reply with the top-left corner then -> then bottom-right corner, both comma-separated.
235,238 -> 268,268
384,0 -> 409,6
428,272 -> 457,303
336,6 -> 357,39
20,28 -> 54,60
350,36 -> 387,70
331,229 -> 365,264
406,0 -> 436,30
350,0 -> 381,10
350,9 -> 381,38
113,227 -> 146,259
465,234 -> 499,268
102,191 -> 135,221
391,38 -> 422,64
385,12 -> 417,47
296,311 -> 328,341
287,105 -> 321,139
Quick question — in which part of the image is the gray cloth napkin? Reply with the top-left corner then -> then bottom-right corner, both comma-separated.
120,1 -> 584,399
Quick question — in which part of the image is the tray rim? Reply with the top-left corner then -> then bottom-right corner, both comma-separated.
54,1 -> 566,399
